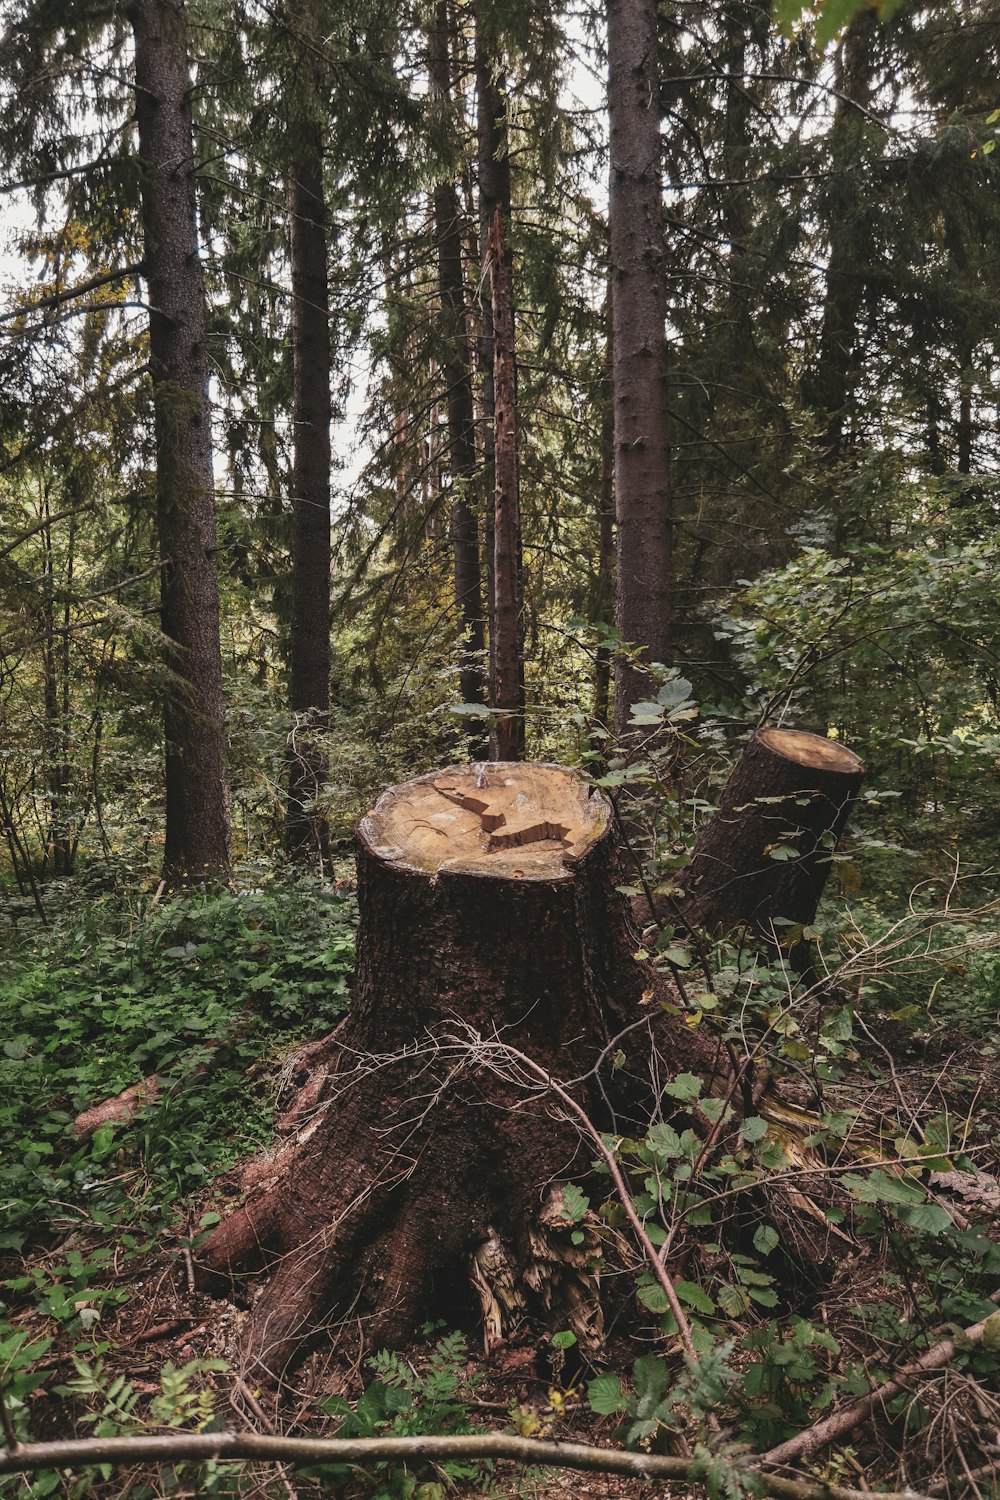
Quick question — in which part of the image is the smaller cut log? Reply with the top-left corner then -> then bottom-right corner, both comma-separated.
676,728 -> 864,940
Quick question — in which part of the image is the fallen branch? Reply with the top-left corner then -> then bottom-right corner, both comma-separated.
761,1304 -> 1000,1469
0,1427 -> 932,1499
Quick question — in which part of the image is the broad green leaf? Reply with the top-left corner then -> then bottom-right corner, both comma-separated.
587,1373 -> 627,1415
676,1280 -> 715,1315
753,1224 -> 779,1256
647,1122 -> 683,1160
900,1203 -> 953,1235
664,1073 -> 703,1103
740,1117 -> 768,1144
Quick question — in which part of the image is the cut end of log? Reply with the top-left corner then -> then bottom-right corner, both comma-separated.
359,762 -> 609,879
759,727 -> 864,774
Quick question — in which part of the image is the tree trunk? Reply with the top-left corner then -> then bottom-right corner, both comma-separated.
475,32 -> 523,759
130,0 -> 231,884
800,10 -> 876,466
429,4 -> 488,741
608,0 -> 673,736
197,762 -> 721,1377
487,209 -> 525,761
475,33 -> 511,714
285,100 -> 333,872
678,728 -> 864,940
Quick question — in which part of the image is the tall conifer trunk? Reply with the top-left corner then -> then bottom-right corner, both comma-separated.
475,27 -> 523,758
487,206 -> 524,761
475,33 -> 509,698
607,0 -> 673,737
801,10 -> 876,465
285,7 -> 333,870
429,4 -> 487,739
130,0 -> 231,883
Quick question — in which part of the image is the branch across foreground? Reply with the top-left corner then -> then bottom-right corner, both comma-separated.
0,1428 -> 933,1499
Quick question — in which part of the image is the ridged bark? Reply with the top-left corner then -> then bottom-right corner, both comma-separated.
608,0 -> 673,736
429,4 -> 488,739
130,0 -> 231,883
800,10 -> 877,462
286,101 -> 333,871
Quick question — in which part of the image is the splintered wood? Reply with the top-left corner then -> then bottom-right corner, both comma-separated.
361,763 -> 609,878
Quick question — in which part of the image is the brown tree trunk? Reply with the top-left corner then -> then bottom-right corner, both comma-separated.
608,0 -> 673,736
197,762 -> 721,1377
285,79 -> 333,871
677,728 -> 864,940
476,33 -> 511,710
800,10 -> 876,467
130,0 -> 231,884
475,31 -> 523,759
487,209 -> 524,761
429,4 -> 488,741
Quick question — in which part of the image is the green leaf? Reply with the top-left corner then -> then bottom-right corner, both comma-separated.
753,1224 -> 779,1256
656,677 -> 693,707
559,1183 -> 590,1223
552,1330 -> 577,1350
637,1283 -> 671,1314
676,1281 -> 715,1315
633,1354 -> 670,1413
900,1203 -> 953,1235
842,1170 -> 924,1206
663,1073 -> 703,1103
587,1373 -> 627,1415
740,1117 -> 768,1144
647,1122 -> 683,1160
717,1283 -> 751,1317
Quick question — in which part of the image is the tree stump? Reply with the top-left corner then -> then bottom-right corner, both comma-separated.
197,763 -> 720,1377
678,728 -> 865,939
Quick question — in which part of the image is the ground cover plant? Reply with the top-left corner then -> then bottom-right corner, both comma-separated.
1,813 -> 999,1500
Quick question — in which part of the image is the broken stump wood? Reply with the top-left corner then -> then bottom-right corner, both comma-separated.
677,727 -> 864,940
196,762 -> 722,1377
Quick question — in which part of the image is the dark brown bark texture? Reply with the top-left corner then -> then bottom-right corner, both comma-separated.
475,36 -> 512,700
678,728 -> 865,938
197,765 -> 720,1379
429,6 -> 487,731
608,0 -> 673,736
487,208 -> 525,760
799,11 -> 877,463
130,0 -> 231,883
286,121 -> 333,871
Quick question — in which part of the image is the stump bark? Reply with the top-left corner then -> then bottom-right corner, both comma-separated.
678,728 -> 865,939
197,763 -> 720,1377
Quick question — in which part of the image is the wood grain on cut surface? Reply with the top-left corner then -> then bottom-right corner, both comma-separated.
360,763 -> 609,878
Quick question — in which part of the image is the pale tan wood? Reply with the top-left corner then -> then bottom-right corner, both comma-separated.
360,763 -> 609,878
759,727 -> 864,773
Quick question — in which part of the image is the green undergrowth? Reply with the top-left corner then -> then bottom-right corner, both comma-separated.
0,875 -> 356,1255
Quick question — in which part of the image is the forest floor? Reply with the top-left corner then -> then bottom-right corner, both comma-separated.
2,872 -> 1000,1498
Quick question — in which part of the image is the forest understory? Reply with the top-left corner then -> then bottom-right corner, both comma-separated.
3,0 -> 1000,1492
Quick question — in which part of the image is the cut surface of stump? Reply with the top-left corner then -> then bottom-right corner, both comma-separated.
363,762 -> 607,877
197,763 -> 722,1378
677,727 -> 865,939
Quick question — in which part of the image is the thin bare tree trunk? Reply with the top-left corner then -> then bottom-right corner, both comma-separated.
129,0 -> 231,883
608,0 -> 673,736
